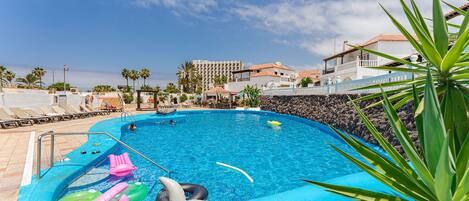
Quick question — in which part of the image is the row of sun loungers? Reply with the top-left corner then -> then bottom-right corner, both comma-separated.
0,105 -> 110,129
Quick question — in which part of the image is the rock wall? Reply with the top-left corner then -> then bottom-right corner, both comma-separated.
260,95 -> 418,153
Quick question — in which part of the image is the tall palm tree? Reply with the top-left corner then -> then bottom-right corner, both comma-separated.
16,73 -> 42,89
4,71 -> 15,87
177,62 -> 196,93
0,66 -> 6,89
32,67 -> 46,88
140,68 -> 151,86
121,68 -> 130,88
129,70 -> 140,92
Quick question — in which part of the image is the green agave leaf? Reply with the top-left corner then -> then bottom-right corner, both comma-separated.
353,78 -> 424,91
454,62 -> 469,67
393,94 -> 414,109
452,168 -> 469,201
443,87 -> 468,150
366,66 -> 428,73
410,0 -> 431,37
379,3 -> 427,59
381,91 -> 435,189
305,180 -> 407,201
423,70 -> 447,175
351,44 -> 425,69
450,73 -> 469,80
331,145 -> 430,200
432,0 -> 449,56
434,137 -> 454,201
443,1 -> 467,16
412,84 -> 425,151
441,28 -> 469,72
330,134 -> 434,198
455,133 -> 469,185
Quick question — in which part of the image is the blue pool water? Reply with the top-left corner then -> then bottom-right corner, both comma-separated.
63,111 -> 365,200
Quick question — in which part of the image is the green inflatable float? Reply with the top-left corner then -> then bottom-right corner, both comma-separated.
114,182 -> 150,201
59,189 -> 102,201
59,182 -> 149,201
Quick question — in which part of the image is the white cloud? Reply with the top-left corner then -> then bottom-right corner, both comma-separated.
232,0 -> 464,56
134,0 -> 218,15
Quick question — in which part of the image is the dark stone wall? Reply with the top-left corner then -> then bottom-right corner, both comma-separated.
260,95 -> 418,153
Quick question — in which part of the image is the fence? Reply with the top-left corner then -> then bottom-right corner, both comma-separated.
262,72 -> 412,96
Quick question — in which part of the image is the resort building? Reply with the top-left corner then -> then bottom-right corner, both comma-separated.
191,60 -> 244,91
321,34 -> 414,85
225,62 -> 297,93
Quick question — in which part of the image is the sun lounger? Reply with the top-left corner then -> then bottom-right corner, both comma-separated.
40,106 -> 71,121
52,106 -> 78,119
10,107 -> 49,124
23,109 -> 57,122
69,105 -> 94,117
62,105 -> 88,118
0,108 -> 32,126
0,108 -> 19,128
80,105 -> 100,116
86,105 -> 110,115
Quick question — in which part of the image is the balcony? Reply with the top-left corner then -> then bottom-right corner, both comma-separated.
323,59 -> 378,75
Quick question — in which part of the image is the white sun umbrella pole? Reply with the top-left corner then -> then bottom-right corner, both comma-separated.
216,162 -> 254,183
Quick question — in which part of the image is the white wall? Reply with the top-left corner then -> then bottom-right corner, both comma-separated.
0,89 -> 88,109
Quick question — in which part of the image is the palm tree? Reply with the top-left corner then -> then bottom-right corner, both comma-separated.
32,67 -> 46,88
177,62 -> 196,93
16,73 -> 42,89
140,68 -> 151,86
129,70 -> 140,92
213,75 -> 228,86
4,71 -> 15,87
0,66 -> 6,89
121,68 -> 130,88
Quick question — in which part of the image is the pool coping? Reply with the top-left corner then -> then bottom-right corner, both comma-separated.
18,110 -> 388,201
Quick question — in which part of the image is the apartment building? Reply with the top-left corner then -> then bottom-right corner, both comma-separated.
321,34 -> 414,85
191,60 -> 244,91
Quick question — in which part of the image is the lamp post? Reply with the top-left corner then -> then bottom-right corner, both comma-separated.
63,65 -> 68,92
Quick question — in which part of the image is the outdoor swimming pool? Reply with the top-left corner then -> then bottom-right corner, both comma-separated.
59,110 -> 368,200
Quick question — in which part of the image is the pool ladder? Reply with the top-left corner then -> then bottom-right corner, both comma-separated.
36,130 -> 171,180
120,111 -> 136,123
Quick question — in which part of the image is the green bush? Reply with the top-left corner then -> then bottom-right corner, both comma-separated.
92,85 -> 115,92
123,93 -> 134,104
179,94 -> 188,103
48,82 -> 72,91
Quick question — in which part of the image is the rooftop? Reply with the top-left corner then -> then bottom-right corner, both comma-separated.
249,62 -> 293,71
323,34 -> 407,61
251,71 -> 281,77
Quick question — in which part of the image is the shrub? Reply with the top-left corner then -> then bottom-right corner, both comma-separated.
123,93 -> 134,104
180,94 -> 188,103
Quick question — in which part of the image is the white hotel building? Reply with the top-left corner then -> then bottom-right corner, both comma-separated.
321,34 -> 415,85
191,60 -> 244,91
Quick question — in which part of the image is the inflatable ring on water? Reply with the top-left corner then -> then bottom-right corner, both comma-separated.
115,182 -> 149,201
59,189 -> 101,201
267,120 -> 282,126
156,183 -> 208,201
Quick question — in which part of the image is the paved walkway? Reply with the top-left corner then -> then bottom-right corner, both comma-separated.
0,106 -> 208,201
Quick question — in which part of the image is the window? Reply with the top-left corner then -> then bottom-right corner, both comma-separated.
257,70 -> 260,73
280,73 -> 284,76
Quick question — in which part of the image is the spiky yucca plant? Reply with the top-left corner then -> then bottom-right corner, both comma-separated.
306,1 -> 469,200
306,72 -> 469,200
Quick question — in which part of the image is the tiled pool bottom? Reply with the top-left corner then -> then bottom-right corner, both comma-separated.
60,111 -> 367,200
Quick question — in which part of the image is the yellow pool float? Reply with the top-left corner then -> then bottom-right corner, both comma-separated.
267,120 -> 282,127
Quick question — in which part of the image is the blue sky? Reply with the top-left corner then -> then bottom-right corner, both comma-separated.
0,0 -> 461,89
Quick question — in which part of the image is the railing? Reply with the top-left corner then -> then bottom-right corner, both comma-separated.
121,111 -> 136,123
322,59 -> 379,75
36,131 -> 171,180
263,72 -> 412,96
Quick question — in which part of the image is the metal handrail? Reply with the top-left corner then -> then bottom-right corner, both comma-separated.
120,111 -> 136,122
36,131 -> 170,180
